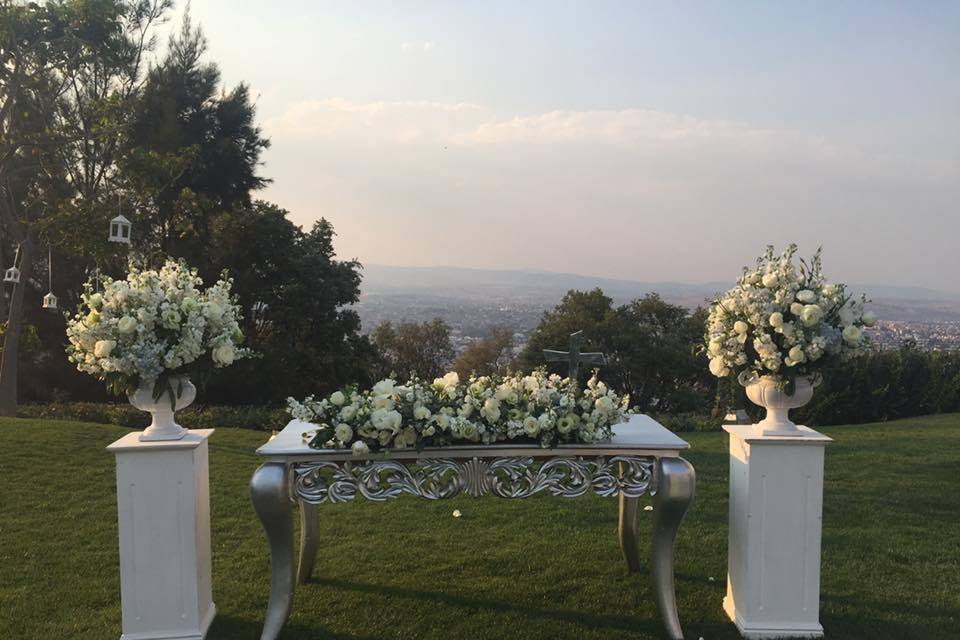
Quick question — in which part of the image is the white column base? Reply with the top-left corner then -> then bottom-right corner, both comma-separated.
723,425 -> 831,640
108,429 -> 216,640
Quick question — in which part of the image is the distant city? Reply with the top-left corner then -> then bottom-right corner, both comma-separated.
352,265 -> 960,355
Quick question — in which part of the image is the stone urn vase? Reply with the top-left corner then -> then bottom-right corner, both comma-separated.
129,376 -> 197,442
738,371 -> 820,437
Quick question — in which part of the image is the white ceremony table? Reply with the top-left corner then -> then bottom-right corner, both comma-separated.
251,414 -> 696,640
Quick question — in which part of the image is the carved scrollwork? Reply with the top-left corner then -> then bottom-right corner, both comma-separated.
293,455 -> 655,504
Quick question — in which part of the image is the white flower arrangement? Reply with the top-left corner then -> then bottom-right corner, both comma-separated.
287,369 -> 630,452
66,258 -> 252,398
705,245 -> 874,387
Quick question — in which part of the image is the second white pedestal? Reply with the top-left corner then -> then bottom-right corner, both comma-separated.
722,425 -> 832,639
107,429 -> 216,640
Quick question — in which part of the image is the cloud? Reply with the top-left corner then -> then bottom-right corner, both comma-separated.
401,41 -> 435,52
260,98 -> 957,289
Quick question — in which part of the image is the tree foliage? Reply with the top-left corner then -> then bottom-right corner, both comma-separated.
520,289 -> 713,413
453,327 -> 514,379
372,319 -> 454,381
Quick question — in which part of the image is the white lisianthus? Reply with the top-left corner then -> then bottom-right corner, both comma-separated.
796,289 -> 816,303
329,391 -> 346,406
761,272 -> 779,288
481,397 -> 501,422
790,302 -> 804,316
769,312 -> 784,328
413,405 -> 432,421
351,440 -> 370,455
94,340 -> 116,358
733,320 -> 749,334
862,311 -> 877,327
117,316 -> 137,336
843,325 -> 863,344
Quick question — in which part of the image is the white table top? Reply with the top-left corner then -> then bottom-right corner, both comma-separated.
256,413 -> 689,462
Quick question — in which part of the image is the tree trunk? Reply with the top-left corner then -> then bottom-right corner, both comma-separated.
0,237 -> 35,416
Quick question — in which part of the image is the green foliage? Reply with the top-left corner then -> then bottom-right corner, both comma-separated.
453,327 -> 514,378
520,289 -> 713,413
372,318 -> 454,380
16,402 -> 287,430
794,345 -> 960,426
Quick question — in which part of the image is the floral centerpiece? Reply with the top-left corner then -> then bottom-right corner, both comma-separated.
66,259 -> 251,440
705,244 -> 875,435
287,369 -> 630,455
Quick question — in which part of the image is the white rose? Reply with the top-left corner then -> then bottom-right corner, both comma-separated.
523,416 -> 540,436
94,340 -> 116,358
709,356 -> 730,377
117,316 -> 137,335
843,325 -> 863,344
788,345 -> 805,363
212,343 -> 236,366
733,321 -> 749,334
862,311 -> 877,327
351,440 -> 370,456
801,305 -> 823,327
334,423 -> 353,443
796,289 -> 816,303
330,391 -> 346,406
339,405 -> 357,421
761,273 -> 779,288
373,379 -> 396,397
769,312 -> 784,328
838,304 -> 856,326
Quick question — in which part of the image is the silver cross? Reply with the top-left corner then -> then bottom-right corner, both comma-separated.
543,330 -> 607,380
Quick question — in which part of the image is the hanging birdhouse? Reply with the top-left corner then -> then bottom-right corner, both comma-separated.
109,214 -> 132,244
3,266 -> 20,284
42,292 -> 58,310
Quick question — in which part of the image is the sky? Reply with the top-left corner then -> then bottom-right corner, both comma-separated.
167,1 -> 959,291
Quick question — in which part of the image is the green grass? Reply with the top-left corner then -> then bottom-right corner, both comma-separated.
1,415 -> 958,639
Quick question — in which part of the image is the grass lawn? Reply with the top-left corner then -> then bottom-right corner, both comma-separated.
1,415 -> 958,640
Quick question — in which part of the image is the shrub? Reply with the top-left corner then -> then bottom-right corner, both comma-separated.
17,403 -> 288,431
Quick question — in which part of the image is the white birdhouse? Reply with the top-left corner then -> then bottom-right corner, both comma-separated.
109,214 -> 132,244
42,292 -> 58,310
3,266 -> 20,284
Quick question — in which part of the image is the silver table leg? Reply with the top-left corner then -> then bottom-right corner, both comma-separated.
618,462 -> 642,572
651,456 -> 696,640
297,501 -> 320,584
251,463 -> 295,640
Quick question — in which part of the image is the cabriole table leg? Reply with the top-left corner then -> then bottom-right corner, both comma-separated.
251,462 -> 296,640
618,461 -> 642,572
297,500 -> 320,584
651,456 -> 696,640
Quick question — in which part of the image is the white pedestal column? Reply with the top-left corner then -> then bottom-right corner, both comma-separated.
107,429 -> 216,640
722,425 -> 832,639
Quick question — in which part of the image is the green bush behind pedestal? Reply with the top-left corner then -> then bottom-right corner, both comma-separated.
17,403 -> 288,431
